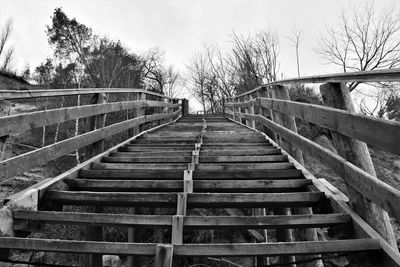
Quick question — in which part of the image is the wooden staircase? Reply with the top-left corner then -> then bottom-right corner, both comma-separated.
1,115 -> 389,266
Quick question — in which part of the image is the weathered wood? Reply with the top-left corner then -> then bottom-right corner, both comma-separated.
186,192 -> 324,208
44,191 -> 178,207
91,163 -> 188,170
258,97 -> 400,154
0,100 -> 177,137
0,88 -> 178,100
232,68 -> 400,99
154,244 -> 173,267
64,179 -> 311,192
173,239 -> 380,257
192,169 -> 303,179
171,215 -> 184,244
13,210 -> 172,228
195,162 -> 294,171
0,237 -> 157,255
79,169 -> 184,179
0,237 -> 380,256
320,82 -> 397,250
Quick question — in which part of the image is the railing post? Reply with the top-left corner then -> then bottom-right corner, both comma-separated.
248,95 -> 256,129
181,98 -> 189,116
320,82 -> 398,250
84,92 -> 107,160
138,92 -> 146,132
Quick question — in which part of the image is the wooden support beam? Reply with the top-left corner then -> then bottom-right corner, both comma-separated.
177,193 -> 187,216
154,244 -> 174,267
171,215 -> 184,245
320,82 -> 397,250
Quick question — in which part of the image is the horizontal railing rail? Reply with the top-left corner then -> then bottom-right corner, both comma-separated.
232,69 -> 400,99
0,88 -> 179,100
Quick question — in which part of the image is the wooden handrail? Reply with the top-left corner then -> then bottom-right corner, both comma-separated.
0,100 -> 179,137
0,88 -> 179,100
226,97 -> 400,154
232,69 -> 400,99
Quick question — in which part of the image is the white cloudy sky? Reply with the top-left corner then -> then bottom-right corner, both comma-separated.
0,0 -> 394,108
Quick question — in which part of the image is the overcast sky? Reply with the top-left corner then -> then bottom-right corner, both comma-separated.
0,0 -> 393,108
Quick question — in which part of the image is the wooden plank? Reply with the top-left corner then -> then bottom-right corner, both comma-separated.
183,214 -> 350,229
232,68 -> 400,99
65,179 -> 184,192
44,191 -> 177,207
259,97 -> 400,154
0,237 -> 157,255
186,192 -> 324,208
79,169 -> 184,180
171,215 -> 183,245
91,163 -> 188,170
0,112 -> 179,180
154,244 -> 173,267
192,169 -> 303,180
120,147 -> 194,152
199,155 -> 287,163
195,162 -> 294,171
194,179 -> 311,192
111,151 -> 193,157
64,179 -> 310,193
173,239 -> 380,257
199,148 -> 282,156
102,156 -> 192,163
0,100 -> 177,137
13,210 -> 172,228
243,113 -> 400,223
0,88 -> 178,100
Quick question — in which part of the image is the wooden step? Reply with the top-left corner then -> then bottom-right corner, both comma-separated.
119,147 -> 194,152
198,155 -> 288,163
192,169 -> 304,179
102,156 -> 192,163
110,151 -> 193,157
44,191 -> 324,208
79,169 -> 184,179
44,190 -> 178,207
186,192 -> 325,208
0,237 -> 380,257
195,162 -> 295,171
13,210 -> 350,229
64,179 -> 312,192
91,163 -> 188,170
201,143 -> 272,147
173,239 -> 380,257
199,148 -> 282,156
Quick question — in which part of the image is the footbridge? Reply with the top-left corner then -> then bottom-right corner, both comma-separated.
0,69 -> 400,266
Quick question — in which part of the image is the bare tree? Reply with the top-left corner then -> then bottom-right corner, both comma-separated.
229,31 -> 279,93
317,2 -> 400,91
186,53 -> 209,114
0,20 -> 14,72
286,28 -> 304,78
164,66 -> 182,98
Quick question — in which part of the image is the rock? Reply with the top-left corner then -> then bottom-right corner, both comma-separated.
103,255 -> 121,267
